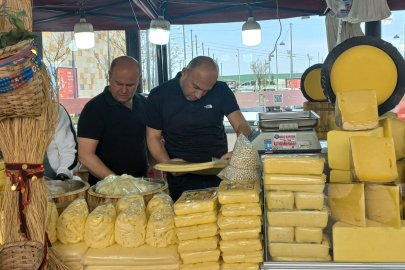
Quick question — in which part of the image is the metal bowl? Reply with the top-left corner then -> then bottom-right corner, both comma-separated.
46,180 -> 87,195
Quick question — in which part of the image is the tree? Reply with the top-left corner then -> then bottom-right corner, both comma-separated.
42,32 -> 71,91
270,74 -> 275,85
250,59 -> 267,90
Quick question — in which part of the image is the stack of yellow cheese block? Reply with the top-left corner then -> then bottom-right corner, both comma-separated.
218,180 -> 263,270
263,156 -> 331,262
174,189 -> 221,270
328,89 -> 405,262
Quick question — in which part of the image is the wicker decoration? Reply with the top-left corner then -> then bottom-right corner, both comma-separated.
0,0 -> 33,32
0,39 -> 32,60
0,241 -> 45,270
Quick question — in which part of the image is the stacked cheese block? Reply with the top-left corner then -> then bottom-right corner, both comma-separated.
263,156 -> 331,262
328,89 -> 405,262
218,180 -> 263,270
174,189 -> 221,270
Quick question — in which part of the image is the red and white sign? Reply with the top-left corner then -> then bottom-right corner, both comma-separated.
60,98 -> 91,114
273,133 -> 297,147
234,90 -> 307,108
285,78 -> 302,89
58,67 -> 78,99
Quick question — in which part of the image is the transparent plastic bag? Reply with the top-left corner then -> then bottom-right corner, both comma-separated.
115,201 -> 147,248
175,223 -> 218,241
178,236 -> 219,253
222,251 -> 263,263
46,182 -> 66,195
132,178 -> 164,193
179,262 -> 220,270
146,207 -> 177,248
219,238 -> 262,253
57,197 -> 89,244
266,190 -> 326,211
96,174 -> 142,196
221,263 -> 260,270
52,241 -> 89,263
219,227 -> 261,241
262,155 -> 325,175
46,199 -> 58,244
179,249 -> 220,264
174,210 -> 217,228
267,208 -> 329,228
220,201 -> 262,217
295,192 -> 326,211
116,194 -> 144,215
174,188 -> 218,216
146,192 -> 173,218
264,174 -> 326,185
217,213 -> 262,230
295,227 -> 323,244
229,134 -> 260,169
271,255 -> 332,262
85,201 -> 116,249
218,180 -> 261,204
218,165 -> 261,182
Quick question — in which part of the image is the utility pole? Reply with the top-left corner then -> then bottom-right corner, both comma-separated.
190,29 -> 194,59
318,52 -> 320,63
179,60 -> 182,70
146,31 -> 151,91
202,42 -> 204,56
70,32 -> 77,98
208,48 -> 210,58
213,53 -> 215,61
307,54 -> 313,67
168,39 -> 172,79
220,63 -> 223,81
290,23 -> 293,91
237,49 -> 241,89
195,35 -> 198,56
276,45 -> 278,91
182,25 -> 186,66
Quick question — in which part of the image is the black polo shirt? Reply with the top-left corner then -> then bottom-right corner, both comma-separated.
145,72 -> 240,163
78,87 -> 148,186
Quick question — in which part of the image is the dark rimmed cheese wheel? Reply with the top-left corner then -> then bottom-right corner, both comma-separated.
300,64 -> 327,102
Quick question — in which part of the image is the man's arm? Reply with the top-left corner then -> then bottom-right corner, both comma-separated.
78,137 -> 115,180
147,149 -> 164,180
227,110 -> 252,137
146,127 -> 170,164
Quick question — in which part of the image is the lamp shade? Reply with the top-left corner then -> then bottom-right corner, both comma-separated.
149,16 -> 170,45
242,17 -> 261,46
74,18 -> 95,49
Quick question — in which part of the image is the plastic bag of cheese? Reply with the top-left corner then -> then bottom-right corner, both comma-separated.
179,248 -> 221,264
146,205 -> 177,248
46,199 -> 58,244
267,208 -> 329,228
146,192 -> 173,218
267,227 -> 294,243
96,174 -> 142,196
219,238 -> 263,253
57,197 -> 89,244
116,194 -> 144,215
176,223 -> 218,241
174,188 -> 218,216
52,241 -> 89,263
222,250 -> 263,263
178,235 -> 219,253
218,180 -> 261,204
262,155 -> 325,175
220,201 -> 262,217
219,227 -> 261,241
174,210 -> 217,227
217,213 -> 262,230
85,201 -> 116,249
268,234 -> 330,258
115,200 -> 147,248
221,263 -> 260,270
180,262 -> 220,270
266,190 -> 326,211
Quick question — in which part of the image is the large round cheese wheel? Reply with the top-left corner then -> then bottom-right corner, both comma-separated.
300,64 -> 327,102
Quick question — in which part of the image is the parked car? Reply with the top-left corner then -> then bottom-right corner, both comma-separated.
238,88 -> 255,93
263,87 -> 276,91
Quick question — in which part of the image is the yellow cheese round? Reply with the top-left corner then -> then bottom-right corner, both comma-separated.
304,69 -> 327,101
330,45 -> 397,105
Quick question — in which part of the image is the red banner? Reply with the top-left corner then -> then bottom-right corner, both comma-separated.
60,98 -> 91,114
58,67 -> 78,99
285,78 -> 302,89
234,90 -> 307,108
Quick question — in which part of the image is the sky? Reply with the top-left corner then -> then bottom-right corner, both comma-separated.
168,10 -> 405,77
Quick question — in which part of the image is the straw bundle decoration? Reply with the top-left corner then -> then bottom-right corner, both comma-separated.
0,0 -> 32,32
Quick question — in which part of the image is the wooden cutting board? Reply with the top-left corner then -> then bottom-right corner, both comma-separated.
155,160 -> 229,174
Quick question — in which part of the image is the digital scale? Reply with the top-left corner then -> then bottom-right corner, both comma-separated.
250,111 -> 322,154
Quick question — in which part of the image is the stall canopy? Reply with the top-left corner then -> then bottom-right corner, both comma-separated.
33,0 -> 405,32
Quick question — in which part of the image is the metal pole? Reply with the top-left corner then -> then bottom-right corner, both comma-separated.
146,31 -> 151,91
318,52 -> 320,63
202,42 -> 204,56
190,29 -> 194,59
195,35 -> 198,56
70,32 -> 77,98
182,25 -> 186,66
179,60 -> 182,70
208,48 -> 210,58
156,46 -> 163,85
237,49 -> 241,89
107,31 -> 111,67
276,45 -> 278,91
168,39 -> 172,79
162,45 -> 168,82
220,63 -> 223,81
290,23 -> 293,91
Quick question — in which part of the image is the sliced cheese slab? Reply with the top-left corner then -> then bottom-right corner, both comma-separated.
268,234 -> 330,258
217,213 -> 262,230
266,191 -> 294,210
84,244 -> 180,266
222,251 -> 263,264
155,160 -> 229,173
178,236 -> 219,253
263,156 -> 325,175
295,192 -> 324,211
86,265 -> 180,270
176,223 -> 218,241
264,174 -> 326,185
333,220 -> 405,262
180,262 -> 219,270
365,184 -> 401,228
221,263 -> 259,270
52,241 -> 89,263
219,227 -> 261,241
221,202 -> 262,217
174,210 -> 217,227
328,183 -> 366,227
267,209 -> 328,228
396,160 -> 405,183
265,184 -> 325,194
219,238 -> 263,253
271,255 -> 332,262
380,118 -> 405,160
330,170 -> 352,183
350,137 -> 398,183
267,227 -> 294,243
294,227 -> 323,244
327,128 -> 383,170
174,189 -> 218,216
218,180 -> 260,204
179,249 -> 220,264
335,89 -> 379,131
